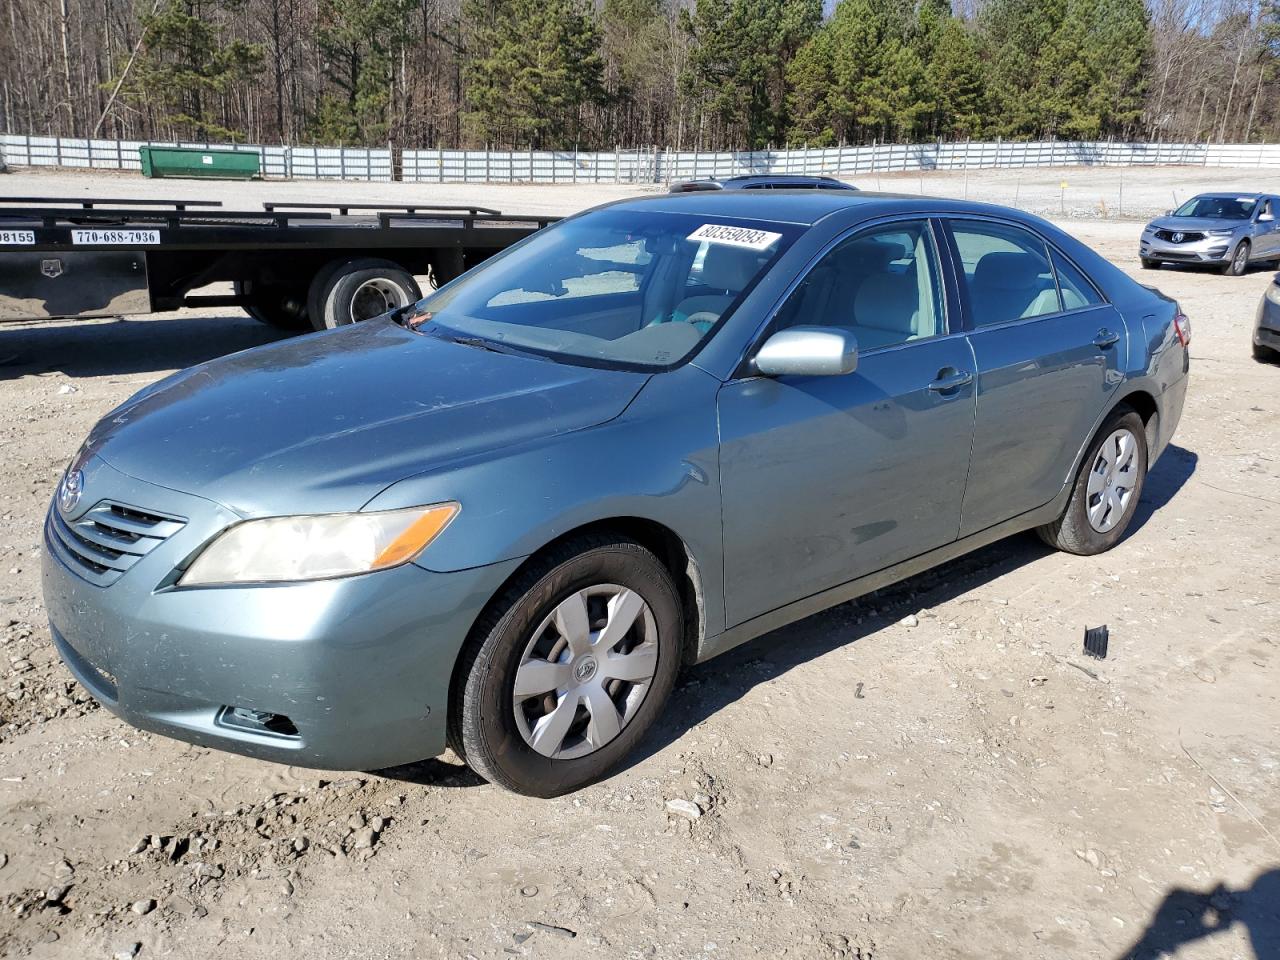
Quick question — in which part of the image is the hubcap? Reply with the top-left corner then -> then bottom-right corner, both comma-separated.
348,277 -> 410,324
1234,246 -> 1248,271
1086,428 -> 1139,533
513,584 -> 658,760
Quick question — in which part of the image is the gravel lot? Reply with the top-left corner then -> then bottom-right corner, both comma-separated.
0,168 -> 1278,960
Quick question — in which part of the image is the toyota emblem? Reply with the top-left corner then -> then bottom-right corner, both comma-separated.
58,469 -> 84,515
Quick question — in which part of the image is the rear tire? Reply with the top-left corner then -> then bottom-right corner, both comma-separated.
312,259 -> 421,332
1254,342 -> 1279,363
1037,408 -> 1148,556
234,279 -> 310,330
1223,241 -> 1250,276
451,536 -> 682,797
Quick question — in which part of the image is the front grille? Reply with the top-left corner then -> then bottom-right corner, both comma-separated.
47,501 -> 185,586
1155,230 -> 1205,243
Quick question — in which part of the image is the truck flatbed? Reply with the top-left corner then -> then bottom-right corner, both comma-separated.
0,198 -> 557,330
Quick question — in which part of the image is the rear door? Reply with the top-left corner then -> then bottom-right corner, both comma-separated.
944,218 -> 1125,538
718,218 -> 977,626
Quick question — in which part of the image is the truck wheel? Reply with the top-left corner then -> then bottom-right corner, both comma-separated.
312,259 -> 421,332
234,280 -> 310,330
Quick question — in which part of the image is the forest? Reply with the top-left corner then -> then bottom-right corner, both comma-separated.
2,0 -> 1279,151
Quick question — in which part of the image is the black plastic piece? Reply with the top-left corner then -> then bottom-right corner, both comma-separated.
1083,625 -> 1109,660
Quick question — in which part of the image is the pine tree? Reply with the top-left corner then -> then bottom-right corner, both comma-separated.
927,18 -> 988,138
310,0 -> 416,145
680,0 -> 822,148
786,0 -> 929,144
123,0 -> 263,140
463,0 -> 608,148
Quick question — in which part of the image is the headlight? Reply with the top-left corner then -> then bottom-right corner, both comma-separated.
1266,284 -> 1280,306
1206,228 -> 1235,237
180,502 -> 459,586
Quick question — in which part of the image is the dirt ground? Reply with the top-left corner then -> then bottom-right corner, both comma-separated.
0,168 -> 1278,960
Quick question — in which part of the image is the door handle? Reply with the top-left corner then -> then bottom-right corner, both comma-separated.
1093,329 -> 1121,348
927,368 -> 974,393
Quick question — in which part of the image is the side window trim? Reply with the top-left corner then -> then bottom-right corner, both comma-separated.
941,215 -> 1109,333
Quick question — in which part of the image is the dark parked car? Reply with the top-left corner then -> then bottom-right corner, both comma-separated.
44,192 -> 1189,796
670,174 -> 856,192
1255,273 -> 1280,361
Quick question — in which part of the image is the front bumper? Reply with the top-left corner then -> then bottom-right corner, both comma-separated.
42,456 -> 520,771
1255,290 -> 1280,348
1140,233 -> 1236,264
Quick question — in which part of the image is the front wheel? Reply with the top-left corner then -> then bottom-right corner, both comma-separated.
1223,241 -> 1250,276
1140,257 -> 1159,270
1255,341 -> 1279,363
451,536 -> 683,797
1038,409 -> 1149,555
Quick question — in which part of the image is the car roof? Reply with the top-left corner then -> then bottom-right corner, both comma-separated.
1191,192 -> 1265,200
609,190 -> 1045,228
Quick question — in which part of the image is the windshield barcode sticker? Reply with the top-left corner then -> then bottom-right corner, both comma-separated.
687,223 -> 782,251
0,230 -> 35,245
71,229 -> 160,245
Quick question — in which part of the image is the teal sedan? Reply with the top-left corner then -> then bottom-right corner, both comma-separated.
44,192 -> 1189,795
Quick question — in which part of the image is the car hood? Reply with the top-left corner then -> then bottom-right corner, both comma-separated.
86,320 -> 649,517
1147,216 -> 1246,232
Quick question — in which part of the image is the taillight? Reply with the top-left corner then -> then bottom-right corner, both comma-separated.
1173,309 -> 1190,347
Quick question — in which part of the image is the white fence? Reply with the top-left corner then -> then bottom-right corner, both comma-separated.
3,133 -> 1280,183
0,135 -> 392,181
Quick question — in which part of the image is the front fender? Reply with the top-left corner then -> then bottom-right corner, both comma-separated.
361,364 -> 727,636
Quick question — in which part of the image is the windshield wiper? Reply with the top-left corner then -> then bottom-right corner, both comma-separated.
448,335 -> 510,354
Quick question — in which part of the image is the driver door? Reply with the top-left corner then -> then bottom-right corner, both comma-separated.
717,219 -> 978,627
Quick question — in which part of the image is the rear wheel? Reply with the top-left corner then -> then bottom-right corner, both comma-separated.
1223,240 -> 1250,276
1037,408 -> 1148,555
311,258 -> 421,331
451,536 -> 682,797
234,279 -> 310,330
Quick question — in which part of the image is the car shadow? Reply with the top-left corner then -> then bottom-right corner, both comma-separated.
0,314 -> 294,381
372,756 -> 486,789
1128,443 -> 1197,536
1115,869 -> 1280,959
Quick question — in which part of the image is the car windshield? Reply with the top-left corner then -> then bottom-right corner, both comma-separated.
1173,196 -> 1257,219
401,209 -> 800,370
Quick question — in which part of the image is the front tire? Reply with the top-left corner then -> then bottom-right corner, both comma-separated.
1223,241 -> 1250,276
1038,408 -> 1148,555
452,536 -> 683,797
1140,257 -> 1158,270
1255,341 -> 1279,363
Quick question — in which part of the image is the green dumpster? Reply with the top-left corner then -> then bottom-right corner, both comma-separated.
139,146 -> 260,180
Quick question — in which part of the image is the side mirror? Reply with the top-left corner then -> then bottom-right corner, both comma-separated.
754,326 -> 858,377
1165,209 -> 1173,216
1259,212 -> 1275,223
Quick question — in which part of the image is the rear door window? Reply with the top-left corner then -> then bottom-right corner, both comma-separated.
1050,250 -> 1104,309
948,220 -> 1061,327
